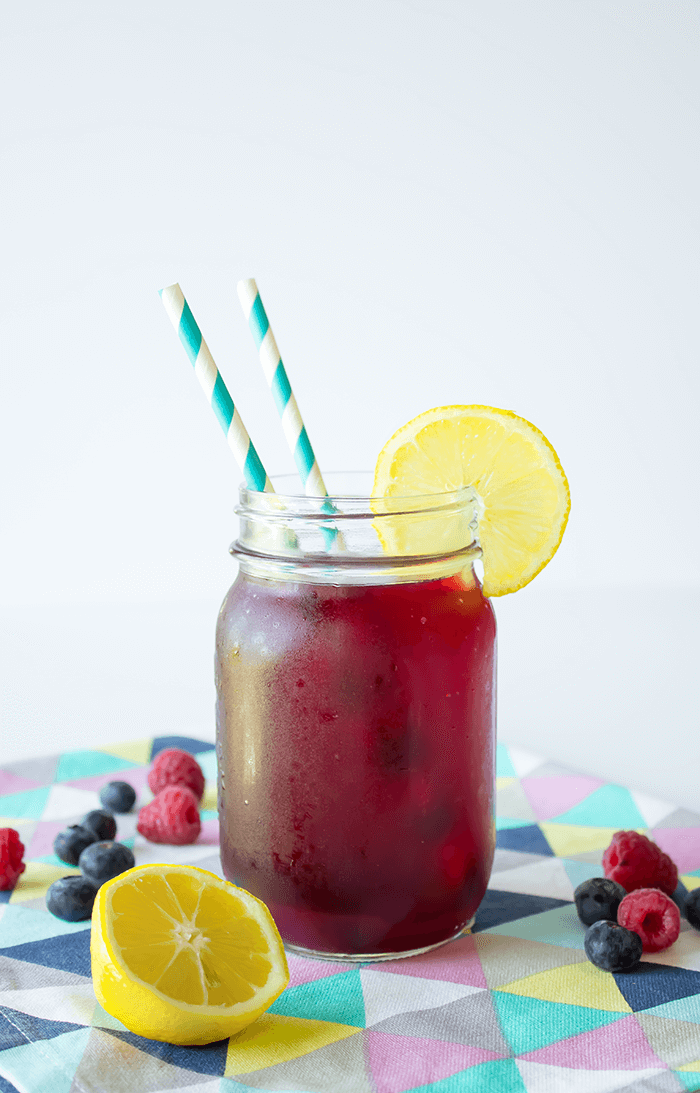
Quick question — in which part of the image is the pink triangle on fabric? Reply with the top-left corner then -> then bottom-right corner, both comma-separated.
366,1029 -> 501,1093
197,818 -> 220,846
372,934 -> 487,988
62,767 -> 151,795
650,827 -> 700,875
520,1014 -> 666,1070
520,776 -> 604,821
0,770 -> 42,796
26,819 -> 71,859
286,954 -> 356,988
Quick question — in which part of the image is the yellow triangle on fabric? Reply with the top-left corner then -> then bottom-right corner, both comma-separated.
0,816 -> 36,828
681,875 -> 700,892
496,777 -> 516,791
201,783 -> 218,811
10,861 -> 81,903
225,1013 -> 361,1076
677,1059 -> 700,1072
539,823 -> 621,858
497,959 -> 632,1013
96,739 -> 152,766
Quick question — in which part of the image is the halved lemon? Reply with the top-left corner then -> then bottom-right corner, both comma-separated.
373,405 -> 570,596
91,864 -> 289,1045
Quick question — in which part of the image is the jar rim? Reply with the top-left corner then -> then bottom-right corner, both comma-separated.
237,471 -> 479,519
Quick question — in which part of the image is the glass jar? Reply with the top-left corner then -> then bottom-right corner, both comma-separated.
215,473 -> 496,961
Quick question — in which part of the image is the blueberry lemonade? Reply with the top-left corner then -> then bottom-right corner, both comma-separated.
216,407 -> 570,960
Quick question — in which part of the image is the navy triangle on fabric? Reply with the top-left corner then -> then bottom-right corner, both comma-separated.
0,929 -> 91,978
150,736 -> 216,759
472,889 -> 572,933
496,824 -> 554,856
0,1005 -> 85,1052
0,891 -> 12,905
613,961 -> 700,1012
100,1027 -> 229,1076
0,1071 -> 19,1093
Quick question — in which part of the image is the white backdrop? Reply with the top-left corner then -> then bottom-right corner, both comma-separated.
1,2 -> 698,806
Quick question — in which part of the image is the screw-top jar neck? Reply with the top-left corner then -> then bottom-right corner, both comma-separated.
232,472 -> 482,586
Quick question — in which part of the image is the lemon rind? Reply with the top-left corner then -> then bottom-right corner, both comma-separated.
93,864 -> 289,1019
373,404 -> 570,597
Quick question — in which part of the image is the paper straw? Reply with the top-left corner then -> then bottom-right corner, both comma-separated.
236,279 -> 329,499
160,283 -> 273,493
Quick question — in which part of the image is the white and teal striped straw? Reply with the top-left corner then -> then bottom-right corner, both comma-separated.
159,283 -> 273,493
236,279 -> 329,499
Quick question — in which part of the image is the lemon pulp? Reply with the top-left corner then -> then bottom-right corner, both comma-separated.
91,864 -> 289,1045
373,404 -> 570,596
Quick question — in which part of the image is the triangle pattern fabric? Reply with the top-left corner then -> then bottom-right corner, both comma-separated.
230,1031 -> 373,1092
1,736 -> 700,1091
490,990 -> 624,1055
365,1029 -> 504,1093
0,928 -> 92,978
359,968 -> 483,1028
0,1005 -> 86,1050
519,1013 -> 666,1070
369,990 -> 511,1055
267,968 -> 366,1027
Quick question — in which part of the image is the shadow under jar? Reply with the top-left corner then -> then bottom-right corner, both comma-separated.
215,472 -> 496,961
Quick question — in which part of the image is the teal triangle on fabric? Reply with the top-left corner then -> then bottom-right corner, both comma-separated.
673,1071 -> 700,1091
197,750 -> 218,782
0,1026 -> 91,1093
484,903 -> 586,950
546,784 -> 647,828
0,904 -> 90,948
645,994 -> 700,1024
0,786 -> 51,820
496,744 -> 516,779
200,810 -> 218,822
412,1058 -> 528,1092
268,968 -> 365,1027
55,750 -> 140,782
491,991 -> 623,1055
561,858 -> 605,891
496,816 -> 533,831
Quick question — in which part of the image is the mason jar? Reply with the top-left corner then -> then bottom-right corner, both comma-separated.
215,473 -> 496,961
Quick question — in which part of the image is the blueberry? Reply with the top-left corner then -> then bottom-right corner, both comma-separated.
574,877 -> 628,927
584,920 -> 643,972
79,840 -> 135,886
81,809 -> 117,841
46,875 -> 98,921
99,781 -> 136,813
685,888 -> 700,931
53,825 -> 98,866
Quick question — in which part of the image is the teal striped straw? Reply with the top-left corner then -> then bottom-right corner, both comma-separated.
159,283 -> 273,493
236,279 -> 340,548
236,279 -> 330,498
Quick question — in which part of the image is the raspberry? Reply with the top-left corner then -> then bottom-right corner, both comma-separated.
137,785 -> 201,845
148,748 -> 205,801
0,828 -> 26,891
617,888 -> 681,952
602,830 -> 678,895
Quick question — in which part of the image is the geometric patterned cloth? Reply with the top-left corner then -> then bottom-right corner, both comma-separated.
1,735 -> 700,1093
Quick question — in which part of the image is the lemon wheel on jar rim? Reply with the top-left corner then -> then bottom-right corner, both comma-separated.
372,404 -> 570,597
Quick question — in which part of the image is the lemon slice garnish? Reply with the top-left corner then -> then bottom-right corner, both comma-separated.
373,404 -> 570,596
91,864 -> 289,1045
